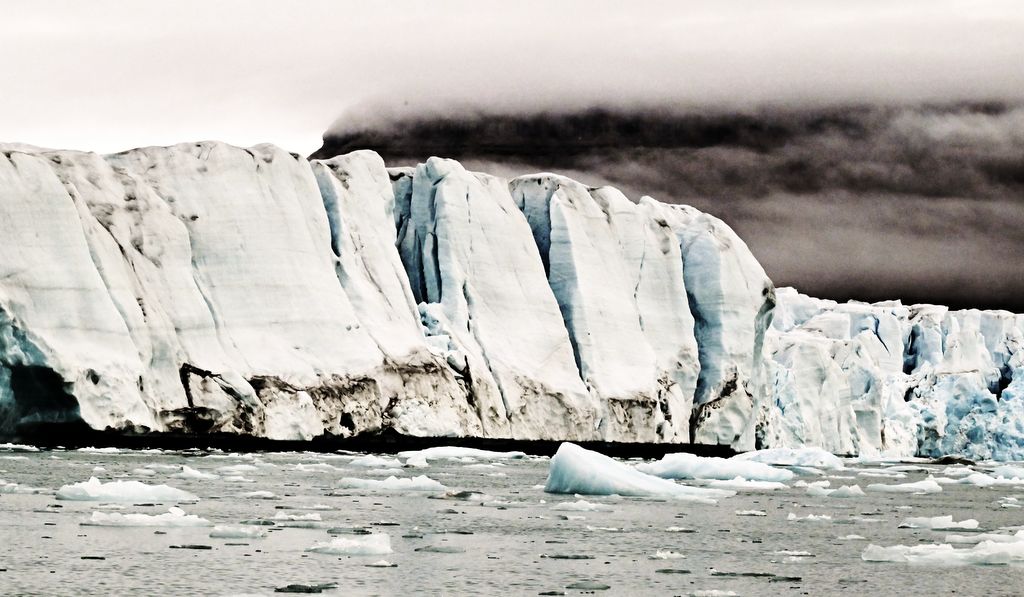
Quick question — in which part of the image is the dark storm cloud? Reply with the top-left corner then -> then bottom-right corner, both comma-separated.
317,104 -> 1024,311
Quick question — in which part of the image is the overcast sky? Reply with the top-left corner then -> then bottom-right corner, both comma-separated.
3,1 -> 1023,309
3,1 -> 1023,154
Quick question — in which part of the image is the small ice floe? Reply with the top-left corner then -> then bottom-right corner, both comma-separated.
364,560 -> 397,568
735,510 -> 767,517
999,497 -> 1022,509
333,475 -> 446,492
945,531 -> 1024,544
635,453 -> 794,482
551,499 -> 613,512
0,443 -> 39,452
274,513 -> 321,522
586,525 -> 622,532
993,465 -> 1024,480
215,464 -> 259,475
731,447 -> 844,470
774,550 -> 813,557
665,526 -> 697,532
131,468 -> 157,477
239,490 -> 277,500
787,512 -> 832,522
76,447 -> 121,454
865,479 -> 942,494
404,454 -> 429,468
293,462 -> 343,473
862,541 -> 1024,565
959,472 -> 1024,488
348,455 -> 402,468
838,534 -> 866,540
144,464 -> 181,472
0,480 -> 48,494
690,590 -> 738,597
898,515 -> 978,530
57,477 -> 197,502
543,443 -> 733,504
415,545 -> 466,554
91,466 -> 106,472
82,507 -> 210,527
807,484 -> 865,498
171,466 -> 219,481
794,480 -> 830,489
396,447 -> 526,465
365,468 -> 405,476
210,525 -> 267,539
706,477 -> 787,491
649,550 -> 685,559
306,534 -> 392,555
855,470 -> 907,479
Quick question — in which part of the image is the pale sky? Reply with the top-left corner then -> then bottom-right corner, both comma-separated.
2,0 -> 1023,155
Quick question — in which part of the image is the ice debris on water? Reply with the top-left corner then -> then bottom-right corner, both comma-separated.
334,475 -> 446,492
306,534 -> 392,556
635,453 -> 794,482
82,507 -> 210,527
898,515 -> 978,530
732,447 -> 844,470
57,477 -> 197,502
210,525 -> 267,539
865,479 -> 942,494
862,541 -> 1024,565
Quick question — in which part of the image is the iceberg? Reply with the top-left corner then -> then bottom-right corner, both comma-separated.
898,515 -> 979,530
543,443 -> 733,503
862,541 -> 1024,565
56,477 -> 197,502
865,479 -> 943,494
731,447 -> 844,470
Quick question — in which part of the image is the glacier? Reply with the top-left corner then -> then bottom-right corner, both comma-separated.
1,141 -> 1023,460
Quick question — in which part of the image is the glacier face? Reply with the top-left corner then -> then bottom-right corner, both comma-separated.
1,140 -> 1022,459
764,288 -> 1024,460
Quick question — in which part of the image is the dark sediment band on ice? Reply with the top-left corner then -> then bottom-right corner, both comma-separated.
12,423 -> 737,459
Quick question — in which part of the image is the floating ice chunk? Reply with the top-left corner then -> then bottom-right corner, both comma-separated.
215,464 -> 260,475
293,462 -> 344,473
862,541 -> 1024,565
650,550 -> 686,559
735,510 -> 767,517
348,455 -> 403,468
82,507 -> 210,527
839,534 -> 866,540
0,480 -> 48,494
365,560 -> 397,568
993,466 -> 1024,480
306,534 -> 392,556
690,591 -> 738,597
144,464 -> 181,472
76,447 -> 121,454
855,470 -> 908,479
210,525 -> 267,539
131,468 -> 157,477
898,515 -> 978,530
334,475 -> 446,492
396,447 -> 527,462
0,443 -> 39,452
635,453 -> 793,482
787,512 -> 832,521
865,479 -> 942,494
404,455 -> 429,468
239,491 -> 277,500
551,500 -> 613,512
171,466 -> 219,481
706,477 -> 787,491
945,531 -> 1024,544
808,484 -> 865,498
57,477 -> 197,502
732,447 -> 844,470
544,443 -> 733,504
273,512 -> 321,521
774,550 -> 813,557
794,479 -> 830,489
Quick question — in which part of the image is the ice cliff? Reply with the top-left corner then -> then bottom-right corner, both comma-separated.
0,141 -> 1021,459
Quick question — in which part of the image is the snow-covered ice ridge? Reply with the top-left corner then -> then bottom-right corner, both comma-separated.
764,287 -> 1024,460
0,142 -> 771,447
0,141 -> 1019,459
